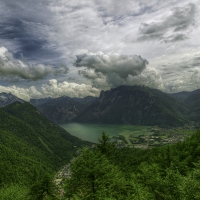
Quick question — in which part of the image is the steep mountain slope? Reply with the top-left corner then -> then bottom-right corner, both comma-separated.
0,92 -> 24,107
184,93 -> 200,121
73,96 -> 98,106
74,85 -> 188,126
170,89 -> 200,102
31,96 -> 97,123
30,97 -> 52,106
0,102 -> 91,184
185,93 -> 200,109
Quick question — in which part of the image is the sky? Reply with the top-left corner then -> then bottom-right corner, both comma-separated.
0,0 -> 200,101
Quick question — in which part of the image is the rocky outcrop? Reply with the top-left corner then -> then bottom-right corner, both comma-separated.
30,96 -> 97,124
0,92 -> 24,108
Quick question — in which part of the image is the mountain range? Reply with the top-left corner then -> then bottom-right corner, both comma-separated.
170,89 -> 200,102
1,85 -> 200,184
1,86 -> 200,198
30,96 -> 97,123
1,85 -> 200,126
74,85 -> 188,126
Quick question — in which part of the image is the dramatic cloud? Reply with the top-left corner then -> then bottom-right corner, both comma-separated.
0,46 -> 69,80
75,50 -> 200,93
0,0 -> 57,62
0,85 -> 42,101
0,0 -> 200,96
79,64 -> 164,90
126,67 -> 164,90
0,79 -> 100,101
41,79 -> 100,98
152,51 -> 200,93
138,3 -> 196,42
78,69 -> 108,88
75,52 -> 149,88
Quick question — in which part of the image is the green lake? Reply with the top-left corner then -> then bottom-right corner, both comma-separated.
59,123 -> 151,143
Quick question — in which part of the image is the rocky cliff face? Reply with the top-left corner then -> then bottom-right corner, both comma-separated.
30,98 -> 52,106
74,85 -> 188,126
0,93 -> 24,108
31,96 -> 97,124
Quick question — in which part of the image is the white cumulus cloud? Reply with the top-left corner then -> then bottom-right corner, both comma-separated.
0,79 -> 100,101
41,79 -> 100,98
0,85 -> 42,101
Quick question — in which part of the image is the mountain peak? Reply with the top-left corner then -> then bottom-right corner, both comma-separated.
0,92 -> 24,108
75,86 -> 187,126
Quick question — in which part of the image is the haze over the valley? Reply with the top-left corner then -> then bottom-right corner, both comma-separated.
0,0 -> 200,101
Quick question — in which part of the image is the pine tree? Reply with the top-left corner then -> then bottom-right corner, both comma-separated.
64,148 -> 129,200
96,131 -> 115,157
28,174 -> 58,200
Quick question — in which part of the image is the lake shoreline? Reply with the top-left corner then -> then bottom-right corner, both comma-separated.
59,123 -> 151,143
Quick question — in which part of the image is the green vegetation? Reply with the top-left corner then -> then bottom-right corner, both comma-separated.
0,102 -> 91,198
0,184 -> 29,200
2,121 -> 200,199
2,101 -> 200,199
119,126 -> 151,145
63,130 -> 200,199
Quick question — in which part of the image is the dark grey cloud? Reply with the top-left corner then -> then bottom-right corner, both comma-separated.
0,0 -> 61,64
0,0 -> 199,96
78,69 -> 108,88
75,52 -> 148,78
138,3 -> 196,42
74,51 -> 151,88
137,32 -> 164,41
68,77 -> 76,80
0,19 -> 52,60
162,34 -> 189,43
0,47 -> 69,81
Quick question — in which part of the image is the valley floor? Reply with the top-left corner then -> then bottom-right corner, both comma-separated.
112,123 -> 199,149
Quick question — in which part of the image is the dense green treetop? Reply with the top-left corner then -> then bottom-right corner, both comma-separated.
63,130 -> 200,199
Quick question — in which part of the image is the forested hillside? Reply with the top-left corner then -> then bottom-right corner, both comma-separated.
1,93 -> 200,199
1,105 -> 200,199
63,131 -> 200,199
0,102 -> 91,186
